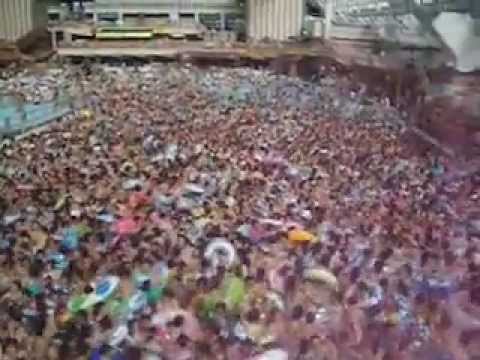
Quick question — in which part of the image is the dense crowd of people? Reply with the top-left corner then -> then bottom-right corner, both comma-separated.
0,63 -> 479,360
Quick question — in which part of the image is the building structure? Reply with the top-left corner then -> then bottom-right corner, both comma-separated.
246,0 -> 305,41
316,0 -> 480,72
0,0 -> 49,42
45,0 -> 480,72
48,0 -> 243,30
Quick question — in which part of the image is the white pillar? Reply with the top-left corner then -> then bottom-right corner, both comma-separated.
171,12 -> 179,22
324,0 -> 334,40
64,31 -> 73,44
220,13 -> 226,31
51,30 -> 57,50
117,12 -> 124,25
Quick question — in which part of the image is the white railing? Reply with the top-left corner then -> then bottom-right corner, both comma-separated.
95,0 -> 235,7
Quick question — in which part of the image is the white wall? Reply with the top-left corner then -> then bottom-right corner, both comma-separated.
0,0 -> 35,41
247,0 -> 304,41
433,12 -> 480,73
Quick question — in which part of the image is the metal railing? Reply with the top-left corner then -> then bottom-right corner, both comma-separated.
332,0 -> 473,18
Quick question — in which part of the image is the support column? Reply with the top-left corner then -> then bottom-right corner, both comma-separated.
117,12 -> 124,25
220,13 -> 226,31
171,10 -> 179,22
324,0 -> 334,40
51,30 -> 57,50
288,56 -> 301,77
64,31 -> 73,45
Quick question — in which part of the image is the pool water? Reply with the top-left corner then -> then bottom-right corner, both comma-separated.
0,96 -> 72,136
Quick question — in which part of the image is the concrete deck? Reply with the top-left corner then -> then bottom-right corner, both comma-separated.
57,46 -> 239,59
54,41 -> 327,64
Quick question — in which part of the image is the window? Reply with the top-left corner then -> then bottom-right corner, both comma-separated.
180,13 -> 195,20
225,13 -> 243,31
306,0 -> 324,17
48,12 -> 60,22
199,13 -> 221,30
97,12 -> 119,23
